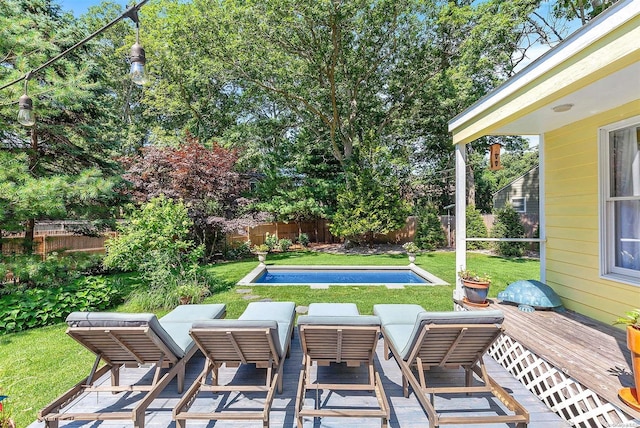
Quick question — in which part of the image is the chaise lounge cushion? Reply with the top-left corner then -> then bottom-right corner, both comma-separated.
239,301 -> 295,352
159,304 -> 228,352
192,319 -> 285,357
307,303 -> 360,316
66,311 -> 186,358
297,315 -> 380,326
159,304 -> 226,323
373,305 -> 504,360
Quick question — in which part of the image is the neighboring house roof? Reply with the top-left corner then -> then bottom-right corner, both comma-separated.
448,0 -> 640,144
492,165 -> 539,197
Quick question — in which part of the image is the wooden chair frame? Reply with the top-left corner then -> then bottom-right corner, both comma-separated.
296,324 -> 390,428
38,325 -> 195,428
382,323 -> 529,428
173,325 -> 290,428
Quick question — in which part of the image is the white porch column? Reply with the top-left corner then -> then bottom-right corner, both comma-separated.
454,142 -> 467,302
538,134 -> 546,283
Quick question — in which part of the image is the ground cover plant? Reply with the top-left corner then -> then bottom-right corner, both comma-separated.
0,251 -> 539,427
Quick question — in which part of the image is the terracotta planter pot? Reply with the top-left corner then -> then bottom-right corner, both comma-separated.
462,279 -> 490,304
619,325 -> 640,411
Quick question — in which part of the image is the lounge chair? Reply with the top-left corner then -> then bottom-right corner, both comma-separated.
373,304 -> 529,428
173,301 -> 296,428
38,303 -> 226,428
296,303 -> 390,428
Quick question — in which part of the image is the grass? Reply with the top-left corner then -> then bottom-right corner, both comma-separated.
0,250 -> 539,427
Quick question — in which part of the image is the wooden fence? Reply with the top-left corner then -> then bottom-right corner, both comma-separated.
1,232 -> 116,258
1,213 -> 539,257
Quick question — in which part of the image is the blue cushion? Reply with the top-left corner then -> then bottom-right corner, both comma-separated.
239,301 -> 296,324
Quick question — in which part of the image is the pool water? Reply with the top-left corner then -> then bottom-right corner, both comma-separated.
254,269 -> 429,284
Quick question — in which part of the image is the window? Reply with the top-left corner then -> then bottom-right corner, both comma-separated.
511,197 -> 526,213
600,117 -> 640,284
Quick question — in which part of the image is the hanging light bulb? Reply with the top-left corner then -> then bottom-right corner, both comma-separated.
129,17 -> 148,86
17,78 -> 35,126
130,42 -> 147,85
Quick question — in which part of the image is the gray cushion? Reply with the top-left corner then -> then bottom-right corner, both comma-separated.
308,303 -> 359,316
297,315 -> 380,326
159,304 -> 226,323
239,301 -> 296,323
191,319 -> 286,357
399,310 -> 505,360
66,311 -> 186,359
373,304 -> 425,327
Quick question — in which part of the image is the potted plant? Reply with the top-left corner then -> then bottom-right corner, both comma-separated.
175,283 -> 210,305
402,242 -> 420,265
458,269 -> 491,305
614,308 -> 640,411
253,244 -> 270,265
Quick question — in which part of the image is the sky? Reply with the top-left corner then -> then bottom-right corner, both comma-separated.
58,0 -> 129,16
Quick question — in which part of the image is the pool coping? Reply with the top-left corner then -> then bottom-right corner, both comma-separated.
237,264 -> 449,289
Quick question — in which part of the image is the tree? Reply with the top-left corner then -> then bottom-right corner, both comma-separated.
414,204 -> 446,251
0,0 -> 125,252
491,203 -> 527,257
466,205 -> 489,250
121,136 -> 254,256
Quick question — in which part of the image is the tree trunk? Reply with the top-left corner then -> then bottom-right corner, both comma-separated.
466,145 -> 476,206
23,128 -> 39,254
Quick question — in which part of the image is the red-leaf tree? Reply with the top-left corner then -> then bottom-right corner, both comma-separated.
121,134 -> 259,256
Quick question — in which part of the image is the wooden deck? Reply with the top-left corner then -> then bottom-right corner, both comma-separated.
461,298 -> 640,422
28,327 -> 567,427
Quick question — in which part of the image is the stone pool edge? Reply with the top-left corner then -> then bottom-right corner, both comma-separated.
236,264 -> 449,288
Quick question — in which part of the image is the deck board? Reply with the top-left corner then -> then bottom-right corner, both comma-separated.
461,298 -> 640,421
28,326 -> 567,427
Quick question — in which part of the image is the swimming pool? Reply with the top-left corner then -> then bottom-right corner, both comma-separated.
237,265 -> 448,288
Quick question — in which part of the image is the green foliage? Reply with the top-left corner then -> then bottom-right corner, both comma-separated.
402,242 -> 420,253
224,241 -> 253,260
330,162 -> 410,244
614,309 -> 640,329
1,253 -> 104,290
466,205 -> 489,250
491,204 -> 527,257
0,276 -> 128,334
252,244 -> 270,253
264,232 -> 279,251
297,233 -> 310,247
414,205 -> 446,251
104,196 -> 196,272
278,239 -> 292,252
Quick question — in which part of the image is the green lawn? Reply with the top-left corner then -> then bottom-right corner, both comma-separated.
0,250 -> 539,427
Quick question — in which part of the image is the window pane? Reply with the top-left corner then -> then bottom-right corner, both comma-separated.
609,126 -> 640,197
511,198 -> 525,212
614,200 -> 640,272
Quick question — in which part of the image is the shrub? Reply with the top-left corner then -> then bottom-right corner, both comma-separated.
491,204 -> 527,257
223,241 -> 252,260
1,253 -> 105,289
278,239 -> 292,252
0,276 -> 129,334
413,205 -> 446,251
264,232 -> 279,251
104,196 -> 197,272
466,205 -> 489,250
297,233 -> 310,247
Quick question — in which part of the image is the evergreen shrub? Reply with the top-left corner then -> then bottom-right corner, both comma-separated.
414,205 -> 446,250
491,204 -> 527,257
466,205 -> 489,250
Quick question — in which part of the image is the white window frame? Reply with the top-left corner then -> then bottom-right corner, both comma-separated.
510,197 -> 526,213
599,115 -> 640,286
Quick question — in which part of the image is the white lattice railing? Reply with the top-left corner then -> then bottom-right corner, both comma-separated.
488,333 -> 636,428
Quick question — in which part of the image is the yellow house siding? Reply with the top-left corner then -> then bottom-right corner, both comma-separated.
544,100 -> 640,326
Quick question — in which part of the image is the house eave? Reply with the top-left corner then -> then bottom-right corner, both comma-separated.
448,0 -> 640,145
